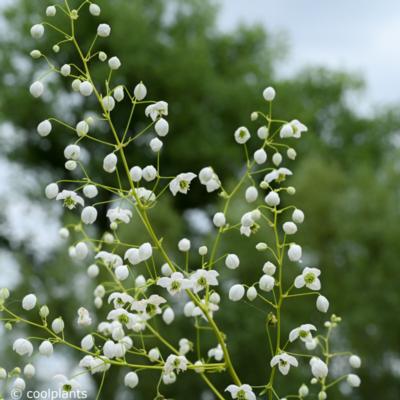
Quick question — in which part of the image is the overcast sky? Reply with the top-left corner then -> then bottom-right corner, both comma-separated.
219,0 -> 400,109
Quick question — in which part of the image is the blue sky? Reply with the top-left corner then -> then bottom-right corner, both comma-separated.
219,0 -> 400,109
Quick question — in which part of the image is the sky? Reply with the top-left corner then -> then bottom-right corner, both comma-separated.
219,0 -> 400,110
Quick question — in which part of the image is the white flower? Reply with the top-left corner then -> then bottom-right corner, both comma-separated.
46,6 -> 57,16
56,190 -> 84,209
157,272 -> 192,295
288,243 -> 302,262
164,355 -> 188,374
103,153 -> 117,173
155,118 -> 169,136
190,269 -> 219,293
199,167 -> 221,192
287,147 -> 297,159
79,81 -> 93,96
225,384 -> 256,400
289,324 -> 317,343
134,82 -> 147,100
283,221 -> 297,235
225,254 -> 240,269
124,372 -> 139,389
294,267 -> 321,291
280,123 -> 294,138
89,3 -> 101,16
97,23 -> 111,37
37,120 -> 52,136
347,374 -> 361,387
264,168 -> 293,184
39,340 -> 53,356
150,137 -> 163,152
263,86 -> 276,101
229,284 -> 245,301
30,24 -> 44,39
13,338 -> 33,357
290,119 -> 308,138
162,372 -> 176,385
30,81 -> 44,98
113,85 -> 124,102
272,152 -> 282,166
130,166 -> 143,182
263,261 -> 276,275
316,295 -> 329,313
208,344 -> 224,361
81,206 -> 98,224
142,165 -> 157,181
77,307 -> 92,326
139,242 -> 153,261
292,209 -> 304,223
51,317 -> 65,333
270,353 -> 298,375
169,172 -> 196,196
75,242 -> 89,260
81,335 -> 95,351
245,186 -> 258,203
254,148 -> 267,164
178,238 -> 191,252
95,251 -> 123,268
265,191 -> 280,207
108,56 -> 121,70
115,265 -> 129,281
12,378 -> 26,392
22,294 -> 37,310
107,207 -> 132,224
259,274 -> 275,292
24,364 -> 35,379
53,374 -> 80,393
145,101 -> 168,121
162,307 -> 175,325
246,286 -> 257,301
310,357 -> 329,379
213,212 -> 226,228
234,126 -> 251,144
64,144 -> 80,160
102,96 -> 116,112
76,120 -> 89,136
349,355 -> 361,369
108,292 -> 134,308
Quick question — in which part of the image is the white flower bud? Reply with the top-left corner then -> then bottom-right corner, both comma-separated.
79,81 -> 93,96
288,244 -> 302,262
287,148 -> 297,160
292,209 -> 305,224
51,317 -> 64,334
87,264 -> 99,278
139,242 -> 153,261
310,357 -> 328,379
265,191 -> 280,207
148,348 -> 160,362
113,85 -> 124,102
75,242 -> 89,260
183,301 -> 195,317
30,81 -> 44,98
225,254 -> 240,270
213,212 -> 226,228
280,124 -> 294,138
150,137 -> 163,152
250,112 -> 258,121
246,286 -> 257,301
102,96 -> 116,112
256,242 -> 268,251
30,24 -> 44,39
178,238 -> 191,252
198,246 -> 208,256
134,82 -> 147,100
108,56 -> 121,70
103,153 -> 117,173
37,120 -> 52,136
254,148 -> 267,164
263,86 -> 276,101
45,183 -> 59,199
161,263 -> 172,276
81,334 -> 94,351
298,384 -> 309,397
39,340 -> 53,356
22,294 -> 37,310
30,49 -> 41,58
229,284 -> 245,302
76,120 -> 89,136
259,274 -> 275,292
89,3 -> 101,16
124,372 -> 139,389
39,305 -> 49,318
272,152 -> 283,166
349,355 -> 361,369
13,339 -> 33,357
13,378 -> 26,392
94,297 -> 103,308
209,292 -> 220,304
316,295 -> 329,313
97,23 -> 111,37
65,160 -> 77,171
52,44 -> 60,53
162,307 -> 175,325
83,185 -> 98,198
46,6 -> 56,16
81,206 -> 98,224
60,64 -> 71,76
99,51 -> 107,61
59,227 -> 69,239
287,186 -> 296,195
64,144 -> 80,160
24,364 -> 35,379
72,79 -> 81,92
263,261 -> 276,276
129,166 -> 142,182
318,391 -> 327,400
142,165 -> 157,181
244,186 -> 258,203
115,265 -> 129,281
257,126 -> 269,139
155,118 -> 169,137
283,221 -> 297,235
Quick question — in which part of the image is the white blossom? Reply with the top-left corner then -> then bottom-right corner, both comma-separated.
294,268 -> 321,291
169,173 -> 196,196
289,324 -> 317,343
39,340 -> 53,356
310,357 -> 329,379
102,96 -> 116,112
225,384 -> 256,400
246,286 -> 257,301
13,338 -> 33,357
157,272 -> 192,295
76,120 -> 89,136
148,347 -> 160,362
22,294 -> 37,310
283,221 -> 297,235
130,166 -> 143,182
46,6 -> 57,17
75,242 -> 89,260
77,307 -> 92,326
254,148 -> 267,164
142,165 -> 157,181
178,238 -> 191,252
113,85 -> 124,102
56,190 -> 84,209
234,126 -> 251,144
265,191 -> 280,207
270,353 -> 298,375
199,167 -> 221,192
162,307 -> 175,325
264,168 -> 292,184
263,261 -> 276,275
272,152 -> 282,166
64,144 -> 80,160
150,137 -> 163,152
257,126 -> 268,139
145,101 -> 168,121
97,23 -> 111,37
245,186 -> 258,203
81,335 -> 95,351
24,364 -> 35,379
213,212 -> 226,228
164,355 -> 188,374
190,269 -> 219,293
83,185 -> 98,198
81,206 -> 97,225
51,317 -> 65,333
292,209 -> 305,223
115,265 -> 129,281
107,207 -> 132,224
79,81 -> 93,96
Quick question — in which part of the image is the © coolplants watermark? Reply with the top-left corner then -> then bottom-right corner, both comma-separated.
0,1 -> 362,399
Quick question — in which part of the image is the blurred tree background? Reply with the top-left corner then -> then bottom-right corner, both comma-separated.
0,0 -> 400,399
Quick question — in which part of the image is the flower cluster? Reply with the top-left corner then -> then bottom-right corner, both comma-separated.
0,2 -> 361,400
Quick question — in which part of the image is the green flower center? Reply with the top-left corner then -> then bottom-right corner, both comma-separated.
171,281 -> 181,291
64,197 -> 76,208
304,273 -> 315,284
179,180 -> 189,190
62,384 -> 72,392
197,277 -> 207,287
237,390 -> 247,400
118,314 -> 129,324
